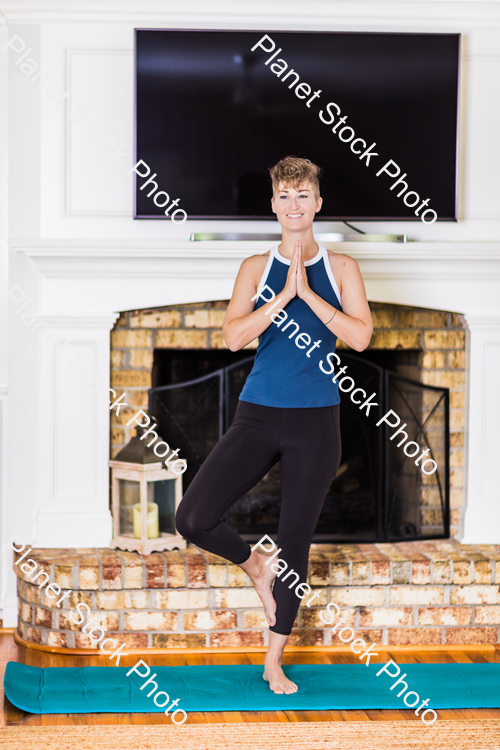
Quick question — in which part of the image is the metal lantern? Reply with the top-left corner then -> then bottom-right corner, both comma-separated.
109,426 -> 186,554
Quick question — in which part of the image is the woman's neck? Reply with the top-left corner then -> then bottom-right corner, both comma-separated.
278,229 -> 318,261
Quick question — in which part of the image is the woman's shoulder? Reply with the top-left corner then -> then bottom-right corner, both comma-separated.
325,249 -> 361,279
239,250 -> 272,281
325,248 -> 359,272
324,249 -> 361,301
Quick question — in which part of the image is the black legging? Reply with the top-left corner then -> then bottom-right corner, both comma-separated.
175,400 -> 341,635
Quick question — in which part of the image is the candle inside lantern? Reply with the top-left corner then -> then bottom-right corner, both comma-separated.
133,502 -> 159,539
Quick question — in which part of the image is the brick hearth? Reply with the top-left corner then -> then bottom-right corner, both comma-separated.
15,541 -> 500,650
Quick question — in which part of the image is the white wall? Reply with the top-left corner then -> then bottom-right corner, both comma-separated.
1,0 -> 500,624
0,19 -> 11,623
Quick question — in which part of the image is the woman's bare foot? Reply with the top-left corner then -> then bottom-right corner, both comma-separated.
263,664 -> 299,695
240,549 -> 277,626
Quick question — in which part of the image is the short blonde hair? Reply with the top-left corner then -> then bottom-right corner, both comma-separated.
270,156 -> 323,200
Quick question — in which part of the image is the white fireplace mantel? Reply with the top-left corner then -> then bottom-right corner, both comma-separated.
13,238 -> 500,311
8,237 -> 500,555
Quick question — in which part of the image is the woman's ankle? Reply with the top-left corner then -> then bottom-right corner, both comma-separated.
265,649 -> 284,668
241,549 -> 264,577
264,658 -> 283,669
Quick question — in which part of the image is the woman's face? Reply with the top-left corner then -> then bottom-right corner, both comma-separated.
271,181 -> 322,230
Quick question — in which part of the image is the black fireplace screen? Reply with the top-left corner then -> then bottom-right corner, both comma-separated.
149,354 -> 449,543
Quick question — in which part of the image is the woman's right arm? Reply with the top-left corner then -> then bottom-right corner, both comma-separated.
223,253 -> 297,352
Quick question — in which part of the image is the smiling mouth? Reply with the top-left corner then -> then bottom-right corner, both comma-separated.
286,214 -> 304,218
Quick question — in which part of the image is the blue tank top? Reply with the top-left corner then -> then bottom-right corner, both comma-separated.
239,244 -> 342,408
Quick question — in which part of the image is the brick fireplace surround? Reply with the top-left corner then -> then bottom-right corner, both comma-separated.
15,297 -> 487,652
110,297 -> 466,537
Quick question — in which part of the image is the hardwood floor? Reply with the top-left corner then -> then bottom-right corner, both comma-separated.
1,633 -> 500,726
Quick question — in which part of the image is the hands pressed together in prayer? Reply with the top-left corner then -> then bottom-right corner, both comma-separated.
282,241 -> 312,302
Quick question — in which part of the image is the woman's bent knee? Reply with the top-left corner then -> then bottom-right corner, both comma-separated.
175,505 -> 203,542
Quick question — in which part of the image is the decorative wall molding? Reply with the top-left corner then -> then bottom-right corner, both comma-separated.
2,0 -> 500,28
13,238 -> 500,260
64,47 -> 133,218
40,313 -> 120,328
464,313 -> 500,328
460,317 -> 500,543
35,509 -> 112,548
36,317 -> 115,547
12,240 -> 500,289
0,392 -> 17,627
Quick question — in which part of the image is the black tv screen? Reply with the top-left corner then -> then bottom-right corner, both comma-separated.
135,29 -> 459,221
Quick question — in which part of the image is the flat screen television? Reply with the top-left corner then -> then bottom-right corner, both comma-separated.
134,29 -> 460,221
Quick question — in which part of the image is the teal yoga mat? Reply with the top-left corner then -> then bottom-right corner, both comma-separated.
5,661 -> 500,714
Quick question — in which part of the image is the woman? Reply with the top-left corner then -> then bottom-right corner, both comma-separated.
175,156 -> 373,695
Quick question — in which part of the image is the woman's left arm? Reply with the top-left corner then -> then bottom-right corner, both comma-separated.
298,248 -> 373,352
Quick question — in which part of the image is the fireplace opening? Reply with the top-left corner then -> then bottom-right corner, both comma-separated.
150,347 -> 449,543
152,348 -> 252,388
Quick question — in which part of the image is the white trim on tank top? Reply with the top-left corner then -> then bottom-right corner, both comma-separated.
320,246 -> 342,308
255,245 -> 342,307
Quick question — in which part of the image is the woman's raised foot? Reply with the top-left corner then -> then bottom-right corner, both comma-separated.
241,550 -> 277,626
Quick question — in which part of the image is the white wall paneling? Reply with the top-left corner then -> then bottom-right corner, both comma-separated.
0,390 -> 16,627
0,20 -> 9,616
64,47 -> 133,216
0,389 -> 18,629
461,316 -> 500,543
35,314 -> 116,547
463,56 -> 500,219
